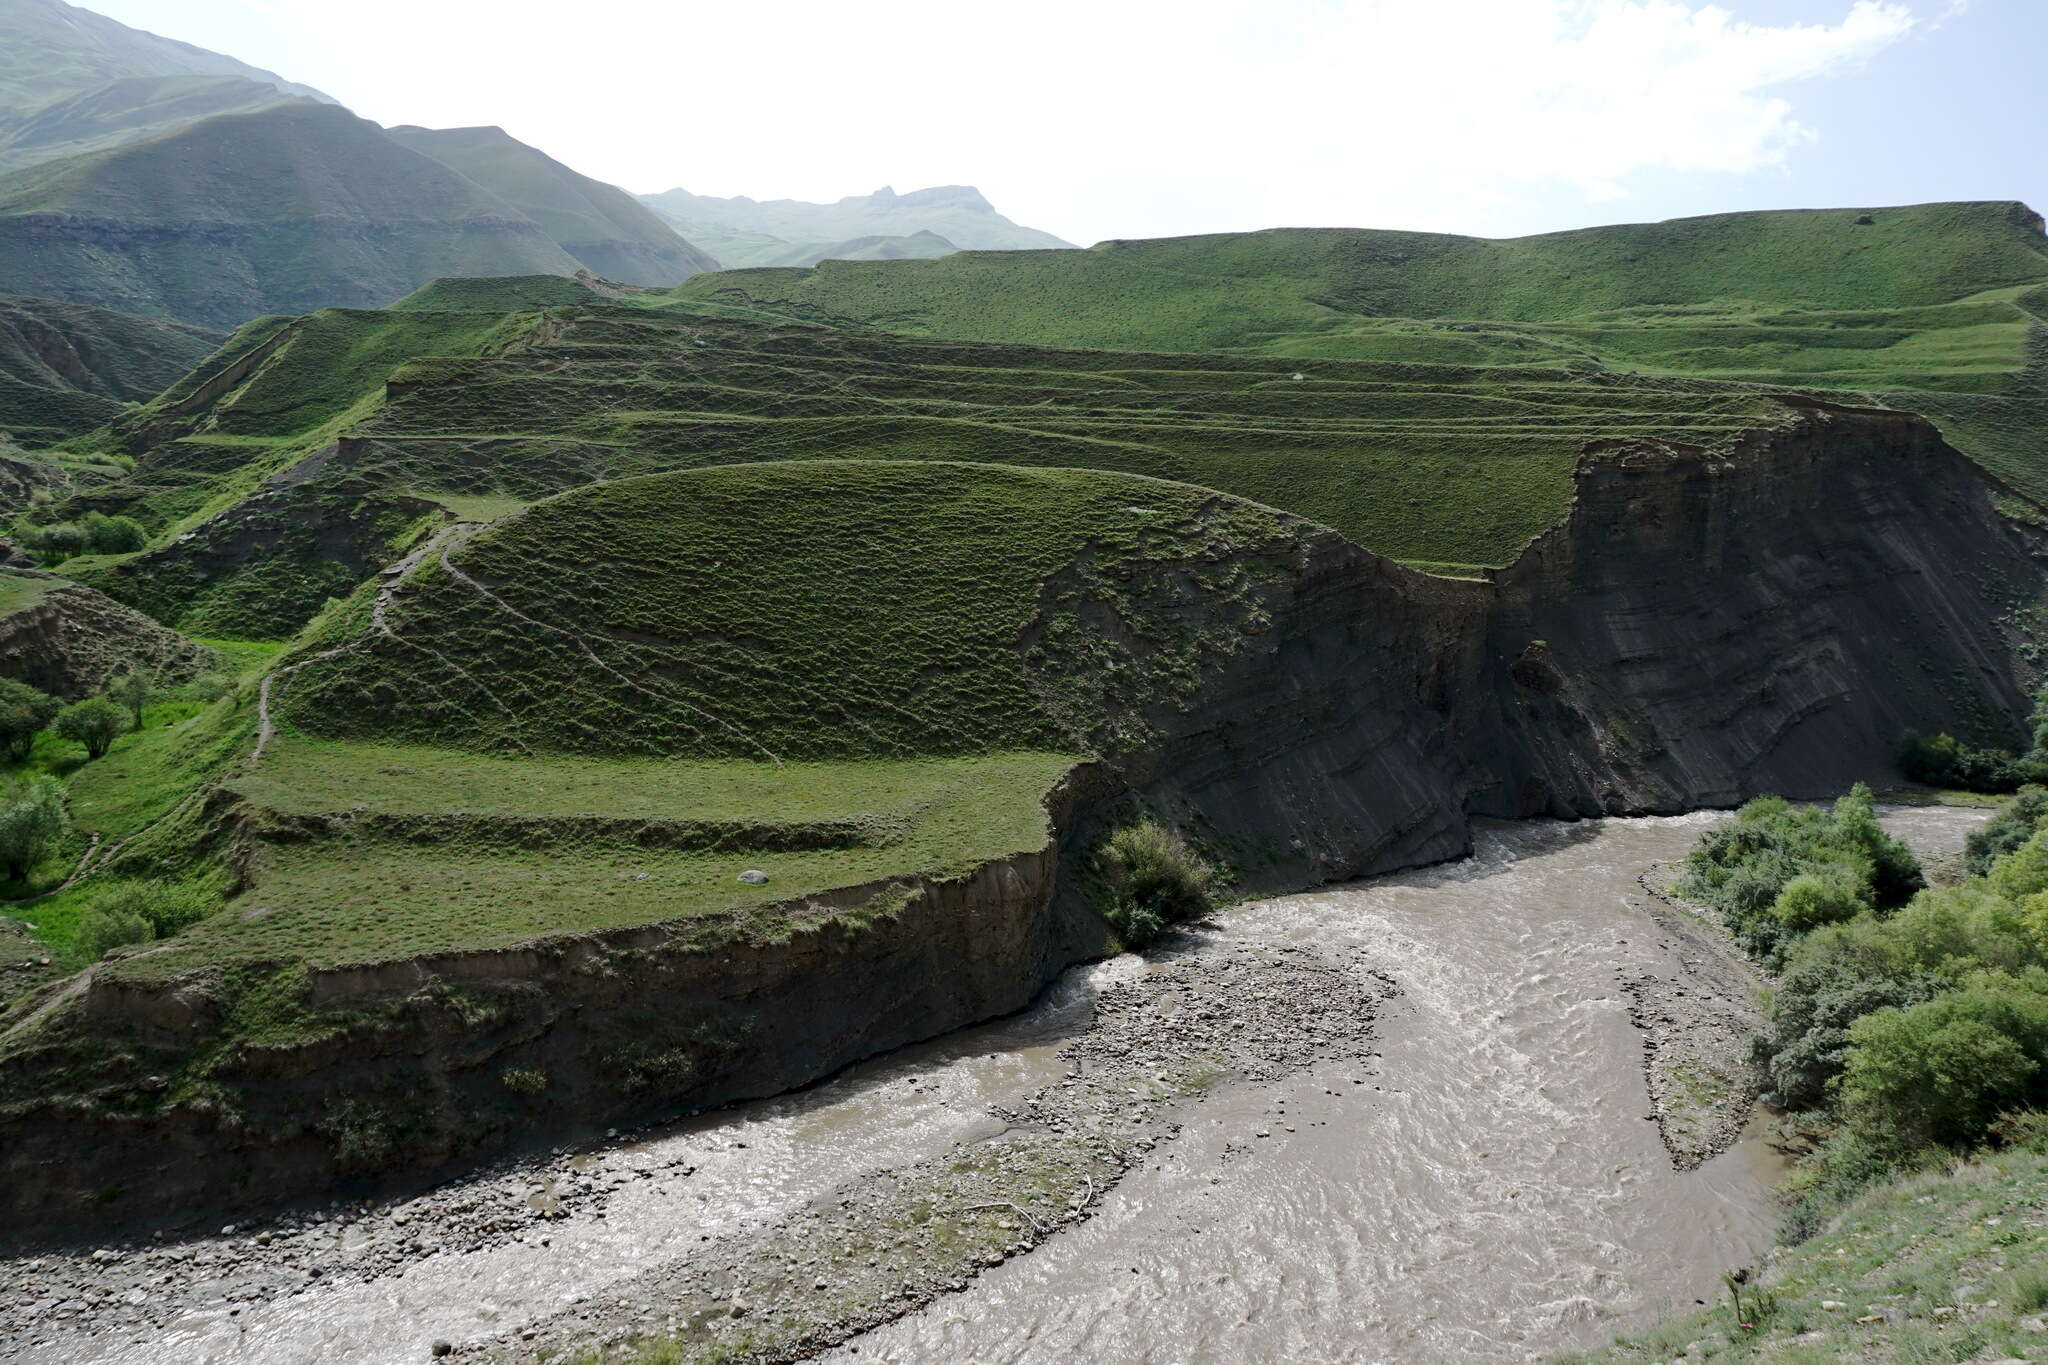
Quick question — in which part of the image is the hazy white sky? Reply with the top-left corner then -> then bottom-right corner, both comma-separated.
73,0 -> 2040,246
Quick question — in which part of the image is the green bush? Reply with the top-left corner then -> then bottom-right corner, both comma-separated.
0,773 -> 66,883
1965,789 -> 2048,875
1898,732 -> 2048,793
76,904 -> 154,960
1095,821 -> 1215,949
76,512 -> 147,554
105,671 -> 151,728
0,678 -> 60,762
79,880 -> 217,937
54,696 -> 125,759
1679,784 -> 1920,966
1770,869 -> 1866,932
1753,948 -> 1944,1109
1838,980 -> 2048,1147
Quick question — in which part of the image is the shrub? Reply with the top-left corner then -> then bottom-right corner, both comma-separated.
1899,732 -> 2048,794
1679,785 -> 1919,966
1770,870 -> 1866,932
76,512 -> 146,554
0,678 -> 60,762
1095,820 -> 1215,949
1838,981 -> 2048,1147
1754,946 -> 1944,1109
17,521 -> 85,562
79,880 -> 217,937
0,774 -> 66,883
54,696 -> 125,759
501,1067 -> 550,1098
105,671 -> 151,729
76,903 -> 154,960
1966,789 -> 2048,876
178,671 -> 234,703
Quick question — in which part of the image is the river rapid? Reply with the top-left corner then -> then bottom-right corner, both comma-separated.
1,807 -> 1986,1364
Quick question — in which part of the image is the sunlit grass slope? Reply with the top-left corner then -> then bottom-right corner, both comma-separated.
670,202 -> 2048,390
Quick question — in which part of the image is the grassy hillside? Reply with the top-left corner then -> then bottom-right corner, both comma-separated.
385,125 -> 718,286
0,292 -> 219,442
0,0 -> 328,119
277,459 -> 1304,759
0,73 -> 307,175
0,103 -> 582,327
1561,1140 -> 2048,1365
672,203 -> 2048,390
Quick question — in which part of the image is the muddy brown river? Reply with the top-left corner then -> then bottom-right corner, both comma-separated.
2,807 -> 1986,1364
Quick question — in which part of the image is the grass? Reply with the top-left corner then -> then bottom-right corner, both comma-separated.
1557,1143 -> 2048,1364
278,458 -> 1309,760
106,742 -> 1077,978
668,203 -> 2048,383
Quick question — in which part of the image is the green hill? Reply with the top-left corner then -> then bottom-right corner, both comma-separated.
278,459 -> 1299,760
384,124 -> 718,286
0,0 -> 329,119
641,183 -> 1071,268
0,73 -> 311,174
0,292 -> 219,443
0,103 -> 586,328
673,202 -> 2048,390
760,229 -> 960,268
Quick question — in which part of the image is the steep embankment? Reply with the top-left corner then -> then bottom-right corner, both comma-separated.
0,569 -> 215,697
1,401 -> 2041,1237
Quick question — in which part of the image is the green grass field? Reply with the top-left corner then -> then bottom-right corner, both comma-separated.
109,742 -> 1076,979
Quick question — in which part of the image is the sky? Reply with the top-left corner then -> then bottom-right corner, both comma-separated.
70,0 -> 2045,247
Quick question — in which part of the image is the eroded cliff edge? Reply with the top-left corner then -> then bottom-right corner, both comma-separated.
2,399 -> 2043,1240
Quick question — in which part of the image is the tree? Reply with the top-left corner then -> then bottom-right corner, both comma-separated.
54,697 -> 125,760
106,671 -> 151,729
0,678 -> 60,762
0,775 -> 66,883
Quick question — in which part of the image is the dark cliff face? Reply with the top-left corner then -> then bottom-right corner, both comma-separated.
1082,401 -> 2048,888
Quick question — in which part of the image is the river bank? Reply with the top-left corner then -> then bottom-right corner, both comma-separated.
0,807 -> 1986,1364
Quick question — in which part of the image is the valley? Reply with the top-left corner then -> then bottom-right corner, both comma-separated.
1,2 -> 2047,1360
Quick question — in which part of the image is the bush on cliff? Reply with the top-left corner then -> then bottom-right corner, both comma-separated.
1094,821 -> 1215,949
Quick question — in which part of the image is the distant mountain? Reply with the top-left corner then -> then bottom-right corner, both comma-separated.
386,125 -> 716,286
0,72 -> 312,174
0,0 -> 332,175
0,102 -> 588,328
0,0 -> 330,113
640,183 -> 1071,268
759,230 -> 960,269
0,292 -> 219,443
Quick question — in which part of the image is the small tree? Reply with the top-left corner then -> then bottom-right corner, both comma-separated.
1095,820 -> 1216,948
0,774 -> 66,883
106,671 -> 151,729
54,696 -> 125,760
0,678 -> 60,761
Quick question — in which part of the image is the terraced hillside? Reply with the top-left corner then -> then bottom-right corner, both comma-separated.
673,202 -> 2048,391
7,203 -> 2048,1239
